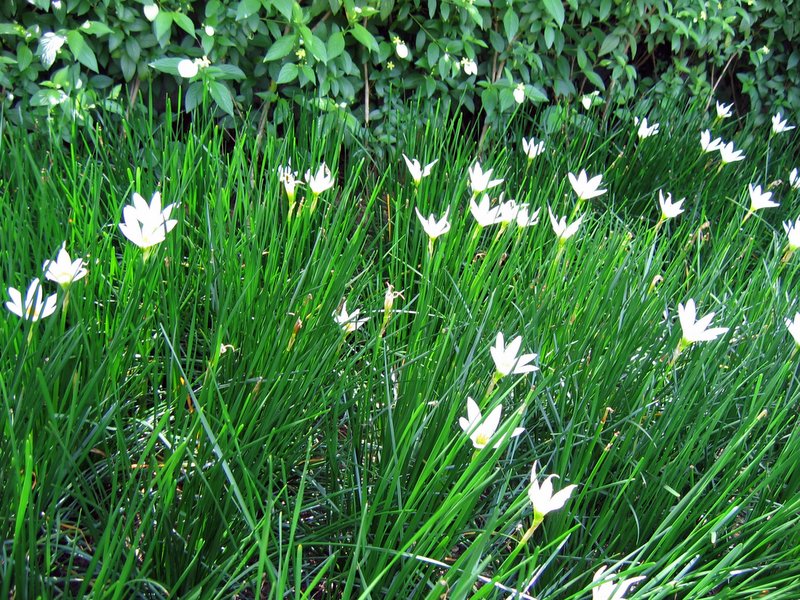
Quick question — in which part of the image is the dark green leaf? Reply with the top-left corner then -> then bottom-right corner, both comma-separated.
350,24 -> 378,53
327,31 -> 345,60
276,62 -> 298,83
264,35 -> 296,62
154,12 -> 172,41
171,12 -> 196,37
185,80 -> 204,112
66,30 -> 98,72
542,0 -> 565,27
208,80 -> 234,115
503,9 -> 519,40
236,0 -> 261,21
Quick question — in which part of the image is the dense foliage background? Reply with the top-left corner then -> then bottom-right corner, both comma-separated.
1,0 -> 799,139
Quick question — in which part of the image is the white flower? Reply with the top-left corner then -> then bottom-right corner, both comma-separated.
678,299 -> 729,344
402,154 -> 438,185
513,83 -> 526,104
468,162 -> 503,195
515,205 -> 540,227
747,183 -> 779,211
5,279 -> 58,322
458,397 -> 524,450
415,207 -> 451,240
305,163 -> 334,196
528,461 -> 577,518
658,190 -> 684,220
393,37 -> 409,59
204,25 -> 215,36
143,3 -> 159,21
784,217 -> 800,249
522,137 -> 545,160
333,301 -> 369,333
635,117 -> 659,138
177,59 -> 199,78
496,195 -> 520,225
581,91 -> 601,109
772,112 -> 796,134
591,566 -> 646,600
118,191 -> 178,249
548,207 -> 584,242
568,169 -> 606,200
716,101 -> 733,119
718,140 -> 745,163
469,194 -> 501,227
785,313 -> 800,345
700,129 -> 723,152
43,244 -> 88,286
38,32 -> 66,68
490,332 -> 538,377
278,163 -> 299,202
789,167 -> 799,189
462,58 -> 477,76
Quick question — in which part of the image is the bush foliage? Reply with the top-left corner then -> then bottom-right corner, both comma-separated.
2,0 -> 798,136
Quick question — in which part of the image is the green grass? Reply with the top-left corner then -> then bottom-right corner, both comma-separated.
1,98 -> 800,599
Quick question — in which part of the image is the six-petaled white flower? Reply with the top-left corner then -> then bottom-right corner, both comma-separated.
459,397 -> 524,449
789,168 -> 799,190
43,244 -> 88,286
468,162 -> 504,195
718,140 -> 745,163
143,3 -> 159,21
591,566 -> 646,600
716,101 -> 733,119
5,279 -> 58,322
462,58 -> 478,76
333,301 -> 369,333
678,299 -> 729,345
490,332 -> 538,377
305,163 -> 335,196
513,83 -> 526,104
548,207 -> 584,242
470,194 -> 501,227
278,163 -> 299,204
415,207 -> 451,240
784,217 -> 800,249
177,58 -> 199,78
403,154 -> 438,186
747,183 -> 779,212
118,191 -> 178,250
515,205 -> 541,228
568,169 -> 607,201
522,137 -> 545,160
635,117 -> 659,138
785,313 -> 800,346
772,112 -> 796,134
700,129 -> 723,152
528,461 -> 577,518
658,190 -> 684,221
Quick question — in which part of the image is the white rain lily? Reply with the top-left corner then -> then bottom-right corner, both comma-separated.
333,301 -> 369,333
43,244 -> 88,286
278,163 -> 299,204
528,461 -> 577,518
402,154 -> 438,185
789,168 -> 799,189
468,162 -> 503,195
635,117 -> 659,138
415,207 -> 451,240
469,194 -> 501,227
678,299 -> 729,344
177,59 -> 199,78
716,101 -> 733,119
700,129 -> 723,152
548,207 -> 584,242
496,195 -> 520,225
118,191 -> 177,250
513,83 -> 526,104
458,397 -> 524,450
592,566 -> 646,600
5,279 -> 58,322
784,218 -> 800,249
581,91 -> 601,109
143,3 -> 159,21
568,169 -> 606,200
515,205 -> 541,227
772,112 -> 796,134
658,190 -> 684,221
747,183 -> 779,211
490,332 -> 538,377
38,32 -> 67,69
718,140 -> 745,163
522,137 -> 545,160
785,313 -> 800,346
305,163 -> 334,196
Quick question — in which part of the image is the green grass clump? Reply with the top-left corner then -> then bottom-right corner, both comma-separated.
1,100 -> 800,599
